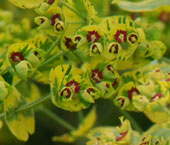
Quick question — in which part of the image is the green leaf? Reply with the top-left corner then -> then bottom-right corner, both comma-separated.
2,71 -> 13,85
145,124 -> 170,140
6,110 -> 35,141
115,0 -> 170,12
72,0 -> 88,18
8,0 -> 44,9
3,86 -> 35,141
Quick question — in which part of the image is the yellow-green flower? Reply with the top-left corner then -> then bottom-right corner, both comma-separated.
50,64 -> 100,111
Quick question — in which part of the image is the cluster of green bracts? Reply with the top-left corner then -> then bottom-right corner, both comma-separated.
0,0 -> 169,144
114,66 -> 170,125
86,117 -> 170,145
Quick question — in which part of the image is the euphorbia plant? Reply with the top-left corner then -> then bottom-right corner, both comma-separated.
0,0 -> 170,144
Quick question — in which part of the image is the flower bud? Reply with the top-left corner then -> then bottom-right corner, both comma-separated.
34,16 -> 50,29
90,42 -> 103,56
127,32 -> 138,45
15,60 -> 32,80
54,21 -> 64,32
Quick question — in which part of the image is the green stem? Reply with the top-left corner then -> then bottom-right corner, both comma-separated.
61,1 -> 85,20
78,111 -> 84,122
161,57 -> 170,64
119,109 -> 143,133
38,106 -> 75,131
46,37 -> 61,58
39,51 -> 63,69
16,95 -> 51,113
0,94 -> 51,119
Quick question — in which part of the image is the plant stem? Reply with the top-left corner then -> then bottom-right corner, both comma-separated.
78,111 -> 84,122
39,51 -> 63,69
16,95 -> 51,113
38,106 -> 75,131
61,1 -> 85,20
119,109 -> 143,133
161,57 -> 170,64
46,37 -> 61,58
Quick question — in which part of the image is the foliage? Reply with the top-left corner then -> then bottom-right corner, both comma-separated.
0,0 -> 170,144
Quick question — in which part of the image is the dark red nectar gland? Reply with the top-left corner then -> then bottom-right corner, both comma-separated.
112,79 -> 118,87
10,52 -> 24,63
116,131 -> 128,141
151,93 -> 162,102
87,31 -> 101,43
127,87 -> 140,100
65,37 -> 76,50
128,34 -> 138,44
91,69 -> 103,83
55,22 -> 64,31
159,11 -> 170,23
109,43 -> 119,54
87,88 -> 95,94
51,13 -> 62,25
74,36 -> 82,42
48,0 -> 55,4
107,65 -> 114,73
60,88 -> 72,99
117,98 -> 125,107
114,30 -> 127,43
66,80 -> 81,93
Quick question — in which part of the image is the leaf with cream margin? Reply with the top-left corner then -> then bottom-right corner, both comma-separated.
15,80 -> 41,103
8,0 -> 44,9
144,124 -> 170,139
52,106 -> 97,143
114,0 -> 170,12
62,0 -> 98,35
4,85 -> 35,141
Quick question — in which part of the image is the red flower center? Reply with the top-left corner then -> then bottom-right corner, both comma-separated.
151,93 -> 162,102
66,80 -> 81,93
112,79 -> 118,87
91,43 -> 101,54
48,0 -> 55,4
75,36 -> 81,42
107,65 -> 114,73
117,98 -> 125,107
128,34 -> 138,44
87,31 -> 101,43
166,78 -> 170,82
51,13 -> 62,25
40,18 -> 45,24
159,11 -> 170,23
10,52 -> 24,63
116,131 -> 128,141
60,88 -> 72,99
65,37 -> 76,50
55,22 -> 64,31
87,88 -> 95,94
91,69 -> 103,83
114,30 -> 127,43
109,43 -> 119,54
127,87 -> 140,100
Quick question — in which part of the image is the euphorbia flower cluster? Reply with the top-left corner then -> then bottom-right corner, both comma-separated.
0,0 -> 170,144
